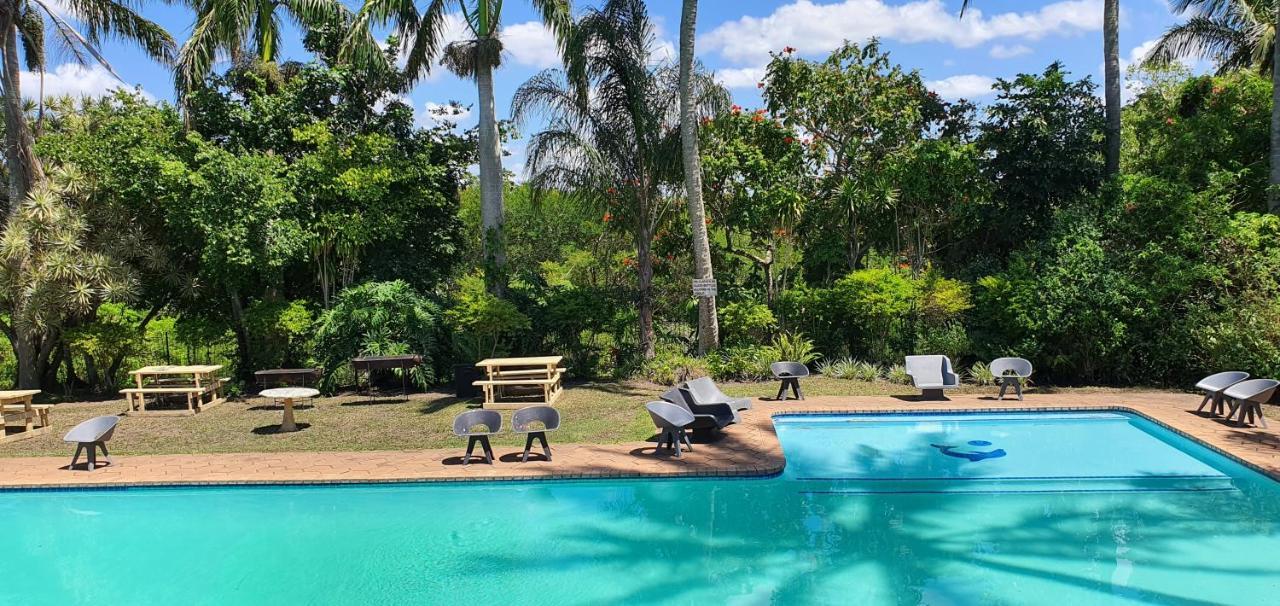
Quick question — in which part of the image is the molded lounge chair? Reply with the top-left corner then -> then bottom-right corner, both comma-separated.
453,410 -> 502,465
1195,371 -> 1250,416
770,362 -> 809,401
659,386 -> 738,430
646,401 -> 695,458
1223,379 -> 1280,428
512,406 -> 560,463
905,355 -> 960,400
990,357 -> 1033,401
685,377 -> 752,412
64,415 -> 119,471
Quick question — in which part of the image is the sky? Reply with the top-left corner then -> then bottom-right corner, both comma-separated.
48,0 -> 1193,175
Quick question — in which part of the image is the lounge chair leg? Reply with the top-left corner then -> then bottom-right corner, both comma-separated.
464,436 -> 478,466
521,433 -> 534,462
86,444 -> 98,471
776,381 -> 788,401
480,436 -> 494,464
792,379 -> 804,400
70,444 -> 83,469
672,432 -> 682,458
997,383 -> 1007,400
1014,381 -> 1024,401
1255,404 -> 1269,428
1197,394 -> 1212,412
537,433 -> 551,461
681,430 -> 692,451
98,442 -> 112,466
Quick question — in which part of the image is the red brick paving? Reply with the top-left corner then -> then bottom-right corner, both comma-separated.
2,391 -> 1278,488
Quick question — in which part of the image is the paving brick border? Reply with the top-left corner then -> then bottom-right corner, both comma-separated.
1,391 -> 1277,490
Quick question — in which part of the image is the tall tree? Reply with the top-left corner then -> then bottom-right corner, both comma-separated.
512,0 -> 726,360
1103,0 -> 1120,176
1143,0 -> 1280,212
174,0 -> 349,99
0,0 -> 173,213
678,0 -> 719,354
343,0 -> 572,296
963,1 -> 1121,176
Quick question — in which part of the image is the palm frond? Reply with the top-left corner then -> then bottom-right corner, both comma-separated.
52,0 -> 177,64
440,36 -> 502,79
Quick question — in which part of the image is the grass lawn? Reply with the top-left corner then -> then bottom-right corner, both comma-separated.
0,378 -> 1189,457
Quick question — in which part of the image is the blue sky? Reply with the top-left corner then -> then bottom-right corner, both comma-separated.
52,0 -> 1190,174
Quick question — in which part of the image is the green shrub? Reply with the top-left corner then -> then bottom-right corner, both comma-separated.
771,331 -> 819,365
719,301 -> 777,345
818,357 -> 880,381
967,361 -> 995,386
709,345 -> 776,382
885,363 -> 912,385
313,280 -> 443,392
639,346 -> 709,385
916,322 -> 971,363
243,299 -> 314,370
445,272 -> 531,361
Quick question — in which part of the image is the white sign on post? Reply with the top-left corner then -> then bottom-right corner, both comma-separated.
692,278 -> 718,298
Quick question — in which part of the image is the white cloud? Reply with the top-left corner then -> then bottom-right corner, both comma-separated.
927,74 -> 996,99
702,0 -> 1100,66
715,67 -> 766,89
502,21 -> 562,69
989,43 -> 1033,59
22,63 -> 153,102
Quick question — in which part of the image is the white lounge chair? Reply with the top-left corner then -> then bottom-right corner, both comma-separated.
990,357 -> 1033,401
1195,371 -> 1250,416
905,355 -> 960,400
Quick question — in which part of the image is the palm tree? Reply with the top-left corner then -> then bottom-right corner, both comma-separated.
1142,0 -> 1280,213
0,0 -> 173,214
174,0 -> 351,99
343,0 -> 572,296
511,0 -> 727,360
678,0 -> 719,355
963,1 -> 1122,177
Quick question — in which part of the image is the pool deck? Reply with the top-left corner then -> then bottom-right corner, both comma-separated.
2,391 -> 1279,489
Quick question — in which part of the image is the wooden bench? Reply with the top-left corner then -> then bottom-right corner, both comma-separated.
121,378 -> 228,415
0,390 -> 48,442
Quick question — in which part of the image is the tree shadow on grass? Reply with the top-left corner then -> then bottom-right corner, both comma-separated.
251,423 -> 312,435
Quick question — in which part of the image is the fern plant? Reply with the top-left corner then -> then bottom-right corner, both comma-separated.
772,331 -> 820,365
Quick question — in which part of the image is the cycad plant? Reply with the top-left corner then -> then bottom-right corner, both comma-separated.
1,167 -> 138,388
510,0 -> 727,360
343,0 -> 573,296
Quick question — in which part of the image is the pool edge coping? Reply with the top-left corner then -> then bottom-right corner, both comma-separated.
2,401 -> 1275,491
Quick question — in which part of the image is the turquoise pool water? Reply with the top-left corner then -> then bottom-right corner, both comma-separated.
3,411 -> 1279,605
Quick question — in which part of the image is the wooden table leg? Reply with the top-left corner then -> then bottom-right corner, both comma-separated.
22,397 -> 33,433
281,398 -> 297,432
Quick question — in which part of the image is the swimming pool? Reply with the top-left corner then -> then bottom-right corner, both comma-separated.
3,411 -> 1279,605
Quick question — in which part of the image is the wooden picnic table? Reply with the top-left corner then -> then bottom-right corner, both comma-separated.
0,390 -> 48,443
122,365 -> 227,415
473,356 -> 565,410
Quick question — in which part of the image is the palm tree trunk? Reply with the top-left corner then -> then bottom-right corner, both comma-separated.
1271,5 -> 1280,214
636,219 -> 656,361
678,0 -> 719,355
475,57 -> 507,294
1103,0 -> 1121,177
1,17 -> 42,214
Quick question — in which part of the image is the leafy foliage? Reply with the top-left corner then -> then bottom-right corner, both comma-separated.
313,281 -> 443,392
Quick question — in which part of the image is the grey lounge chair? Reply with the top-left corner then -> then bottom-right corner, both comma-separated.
64,415 -> 119,471
1196,371 -> 1250,416
990,357 -> 1033,401
659,386 -> 738,430
905,355 -> 960,400
771,362 -> 809,401
512,406 -> 560,463
452,410 -> 502,465
646,401 -> 695,458
1223,379 -> 1279,428
685,377 -> 752,412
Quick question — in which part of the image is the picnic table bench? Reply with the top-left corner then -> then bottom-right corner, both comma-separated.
473,356 -> 566,410
121,365 -> 227,415
1,390 -> 49,443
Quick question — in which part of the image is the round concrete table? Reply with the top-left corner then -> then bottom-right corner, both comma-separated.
259,388 -> 319,432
